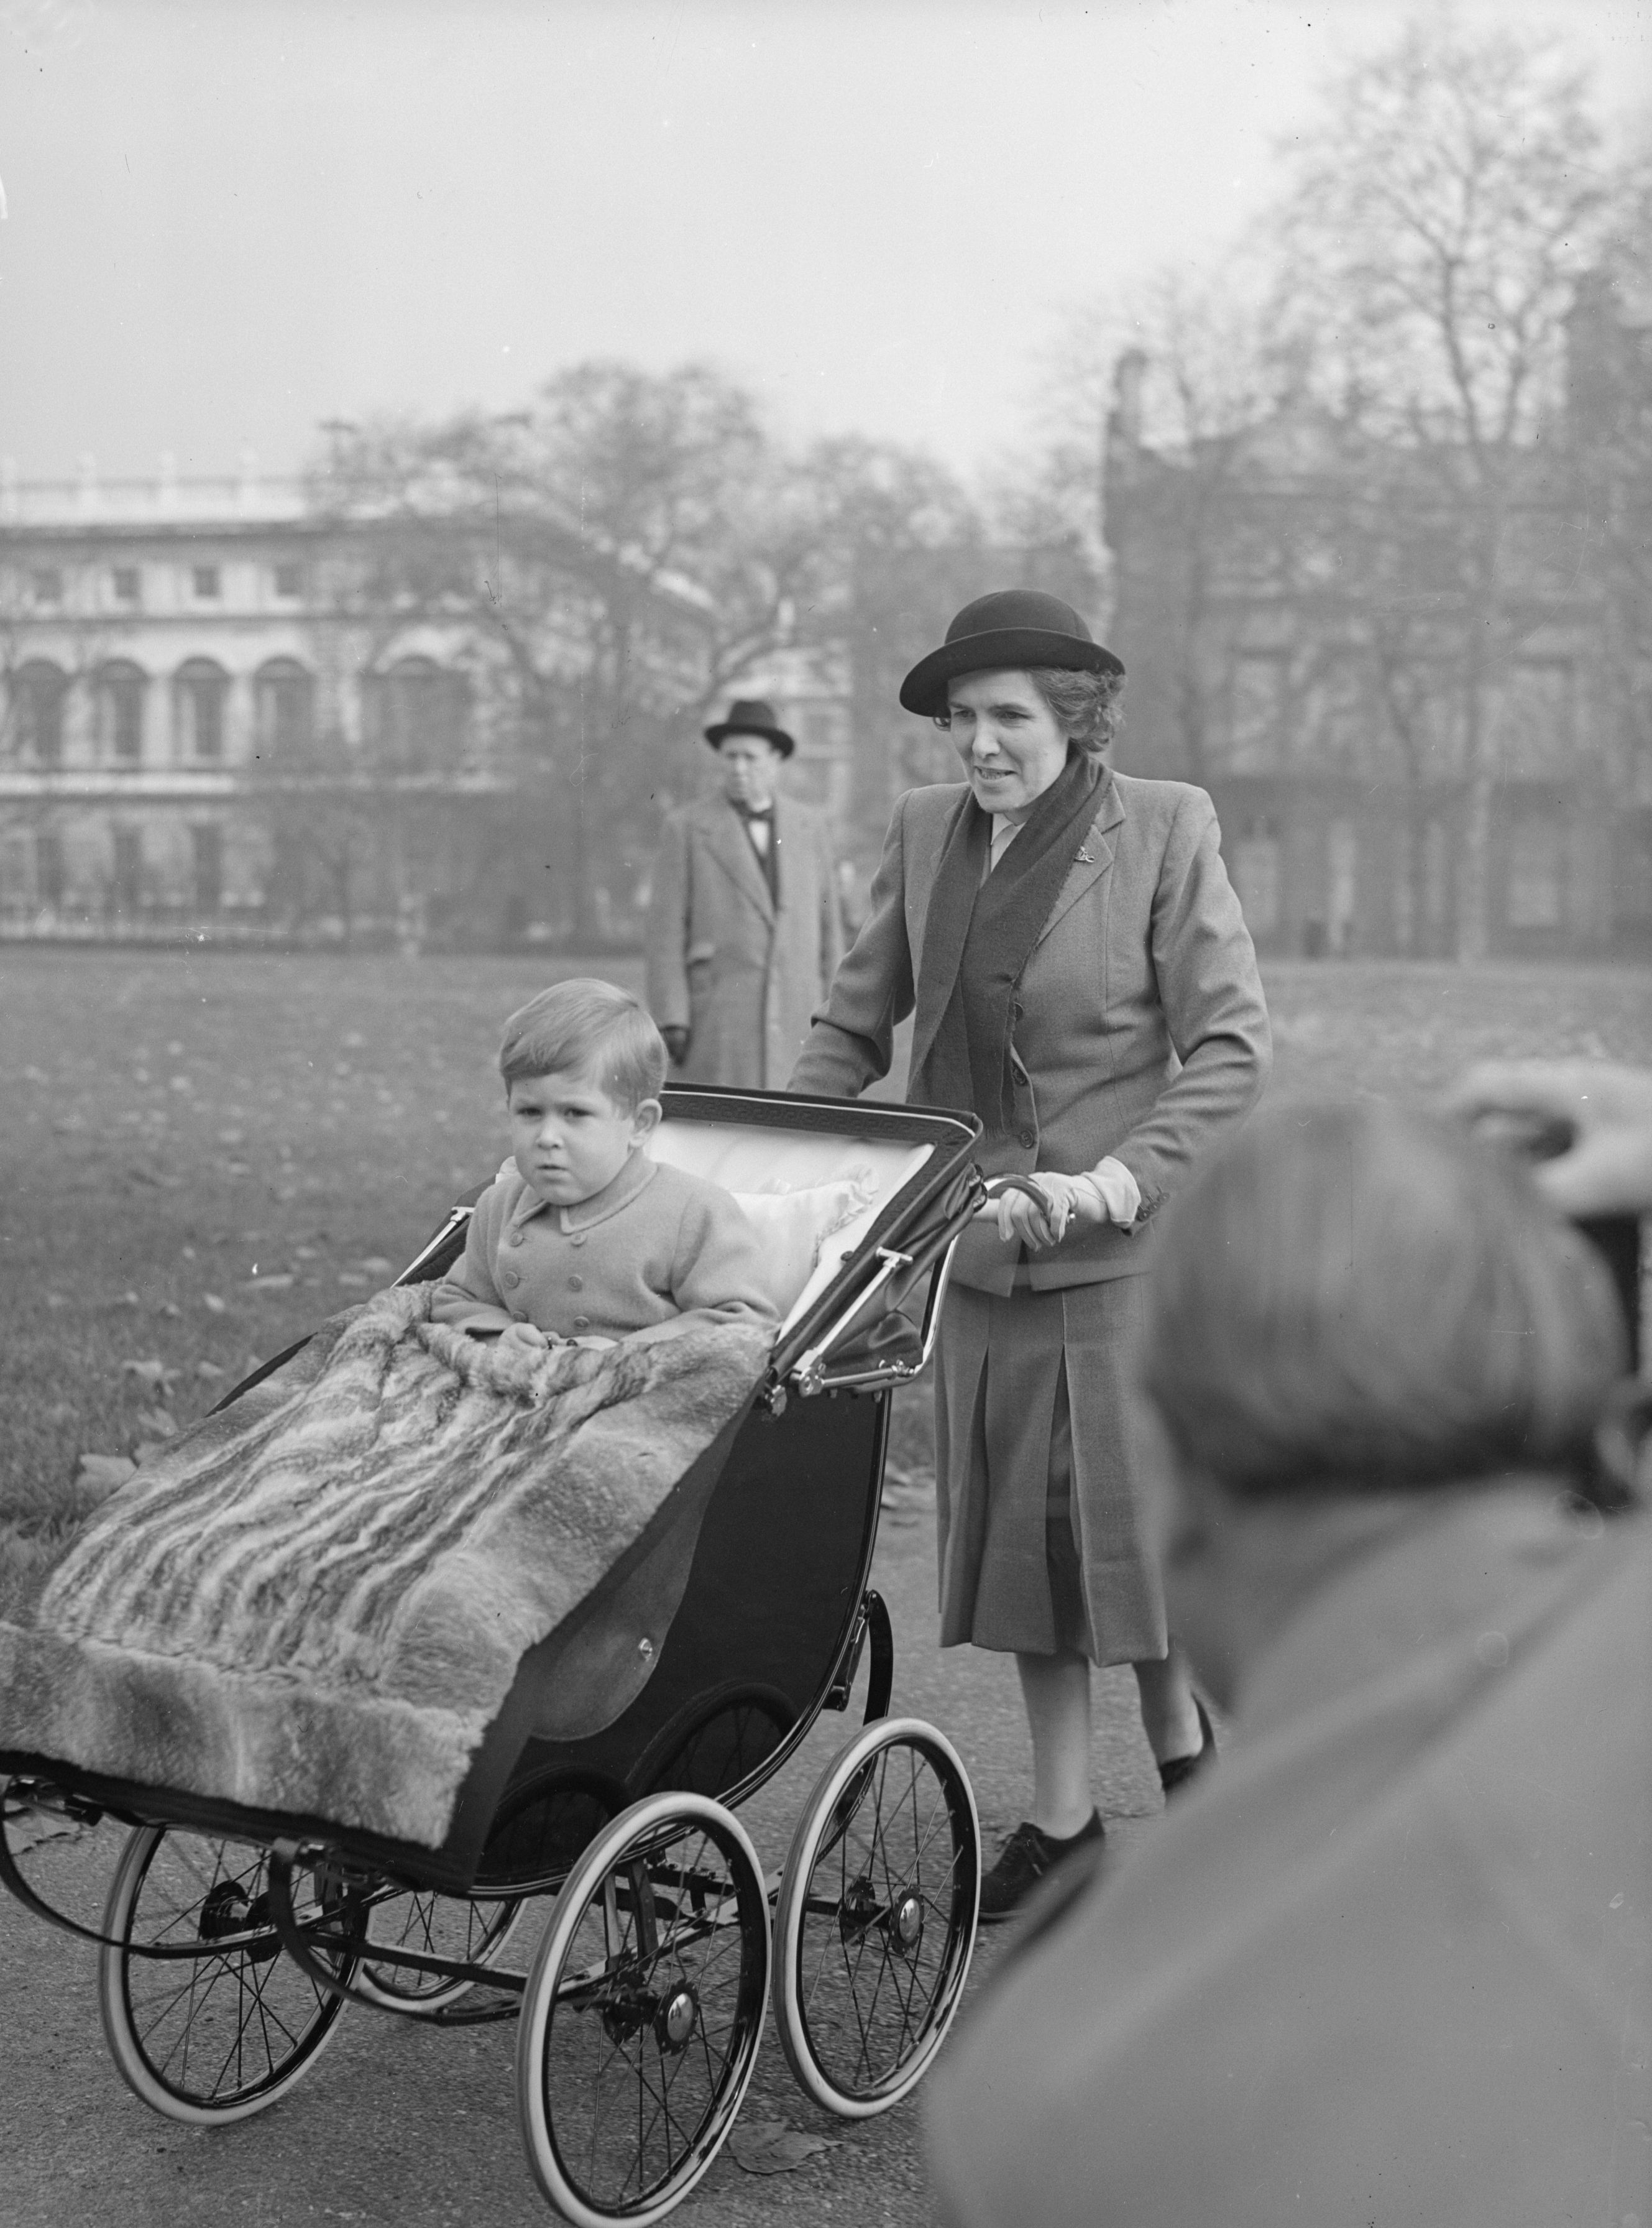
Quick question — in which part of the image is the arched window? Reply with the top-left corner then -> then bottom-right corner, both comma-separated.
98,660 -> 147,764
173,656 -> 231,762
254,657 -> 314,757
366,655 -> 468,772
7,661 -> 69,766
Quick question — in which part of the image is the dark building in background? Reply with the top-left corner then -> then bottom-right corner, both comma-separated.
1103,278 -> 1652,959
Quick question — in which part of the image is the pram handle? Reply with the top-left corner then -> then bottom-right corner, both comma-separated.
782,1167 -> 987,1400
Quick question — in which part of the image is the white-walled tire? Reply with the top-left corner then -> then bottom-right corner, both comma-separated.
774,1717 -> 978,2117
98,1826 -> 352,2124
515,1792 -> 769,2226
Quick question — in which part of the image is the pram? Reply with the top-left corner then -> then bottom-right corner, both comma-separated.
1,1083 -> 987,2227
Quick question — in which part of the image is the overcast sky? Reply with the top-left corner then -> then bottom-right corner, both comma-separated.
1,0 -> 1648,489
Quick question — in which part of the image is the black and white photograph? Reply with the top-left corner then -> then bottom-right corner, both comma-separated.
1,2 -> 1650,2222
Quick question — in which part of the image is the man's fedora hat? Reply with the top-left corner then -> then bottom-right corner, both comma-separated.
899,590 -> 1124,718
704,697 -> 796,758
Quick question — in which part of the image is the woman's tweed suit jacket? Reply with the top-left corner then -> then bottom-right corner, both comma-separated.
789,772 -> 1271,1294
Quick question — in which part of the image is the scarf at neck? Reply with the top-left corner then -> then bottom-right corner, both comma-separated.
909,750 -> 1104,1139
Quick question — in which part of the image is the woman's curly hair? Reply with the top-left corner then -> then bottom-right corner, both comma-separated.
932,666 -> 1126,758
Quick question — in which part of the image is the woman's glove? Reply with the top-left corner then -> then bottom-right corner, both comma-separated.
983,1162 -> 1137,1250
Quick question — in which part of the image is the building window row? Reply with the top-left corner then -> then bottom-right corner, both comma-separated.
2,655 -> 466,768
21,560 -> 307,610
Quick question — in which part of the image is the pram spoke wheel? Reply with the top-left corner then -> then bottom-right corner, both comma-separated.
515,1792 -> 769,2226
356,1884 -> 524,2015
98,1826 -> 356,2124
775,1716 -> 979,2117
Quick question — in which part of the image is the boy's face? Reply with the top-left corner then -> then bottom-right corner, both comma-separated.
508,1064 -> 660,1207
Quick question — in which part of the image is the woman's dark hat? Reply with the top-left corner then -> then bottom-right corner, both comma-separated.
704,697 -> 795,758
899,590 -> 1124,717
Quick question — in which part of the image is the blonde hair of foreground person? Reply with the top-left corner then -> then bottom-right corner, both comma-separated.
1140,1097 -> 1628,1499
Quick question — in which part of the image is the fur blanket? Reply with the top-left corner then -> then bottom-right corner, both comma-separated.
0,1289 -> 769,1848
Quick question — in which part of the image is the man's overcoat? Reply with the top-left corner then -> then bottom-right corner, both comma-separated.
646,792 -> 843,1088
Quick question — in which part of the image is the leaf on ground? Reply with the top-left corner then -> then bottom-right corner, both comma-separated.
202,1294 -> 227,1314
76,1453 -> 138,1492
242,1274 -> 295,1294
121,1359 -> 177,1392
132,1407 -> 179,1441
728,2121 -> 837,2176
195,1361 -> 226,1381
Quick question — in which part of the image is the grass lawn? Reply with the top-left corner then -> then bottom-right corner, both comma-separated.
2,948 -> 1649,1533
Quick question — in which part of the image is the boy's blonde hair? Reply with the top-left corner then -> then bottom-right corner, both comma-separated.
1142,1098 -> 1626,1498
498,978 -> 667,1114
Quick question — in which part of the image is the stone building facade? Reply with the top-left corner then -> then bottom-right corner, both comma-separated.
0,472 -> 711,947
1101,286 -> 1652,959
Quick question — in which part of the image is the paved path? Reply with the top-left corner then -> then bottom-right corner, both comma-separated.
0,1499 -> 1172,2228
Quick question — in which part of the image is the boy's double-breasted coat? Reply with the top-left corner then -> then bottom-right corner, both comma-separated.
646,791 -> 843,1089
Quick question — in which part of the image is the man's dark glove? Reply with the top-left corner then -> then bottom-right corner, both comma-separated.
661,1025 -> 691,1067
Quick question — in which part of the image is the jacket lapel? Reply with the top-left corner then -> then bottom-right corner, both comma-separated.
1034,782 -> 1126,947
703,797 -> 775,923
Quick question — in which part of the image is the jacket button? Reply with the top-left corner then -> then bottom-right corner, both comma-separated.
1019,1129 -> 1037,1149
572,1315 -> 590,1331
568,1274 -> 584,1292
508,1230 -> 525,1248
570,1233 -> 587,1248
502,1269 -> 521,1289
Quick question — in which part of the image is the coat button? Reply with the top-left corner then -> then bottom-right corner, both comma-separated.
571,1233 -> 587,1248
502,1268 -> 521,1289
572,1315 -> 590,1331
1019,1128 -> 1037,1149
508,1230 -> 525,1248
568,1274 -> 584,1291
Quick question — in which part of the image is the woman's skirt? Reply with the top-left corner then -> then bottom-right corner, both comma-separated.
934,1277 -> 1168,1664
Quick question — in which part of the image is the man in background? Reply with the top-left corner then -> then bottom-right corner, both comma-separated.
646,698 -> 843,1087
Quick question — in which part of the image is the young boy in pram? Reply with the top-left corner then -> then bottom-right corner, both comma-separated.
433,978 -> 779,1353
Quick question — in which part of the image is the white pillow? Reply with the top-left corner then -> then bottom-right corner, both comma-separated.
731,1173 -> 876,1315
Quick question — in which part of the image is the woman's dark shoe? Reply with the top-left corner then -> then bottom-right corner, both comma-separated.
1157,1694 -> 1218,1800
978,1811 -> 1104,1924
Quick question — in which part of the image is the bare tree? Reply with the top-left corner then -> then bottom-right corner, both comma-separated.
1272,18 -> 1617,957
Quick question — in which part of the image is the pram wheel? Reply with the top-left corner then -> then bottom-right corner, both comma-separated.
354,1766 -> 625,2014
515,1791 -> 769,2226
774,1716 -> 979,2117
356,1885 -> 523,2015
98,1826 -> 356,2123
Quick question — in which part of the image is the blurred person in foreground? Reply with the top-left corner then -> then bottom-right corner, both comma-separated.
646,698 -> 843,1087
927,1095 -> 1649,2228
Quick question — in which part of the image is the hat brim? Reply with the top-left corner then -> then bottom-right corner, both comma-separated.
704,720 -> 796,758
899,628 -> 1124,718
